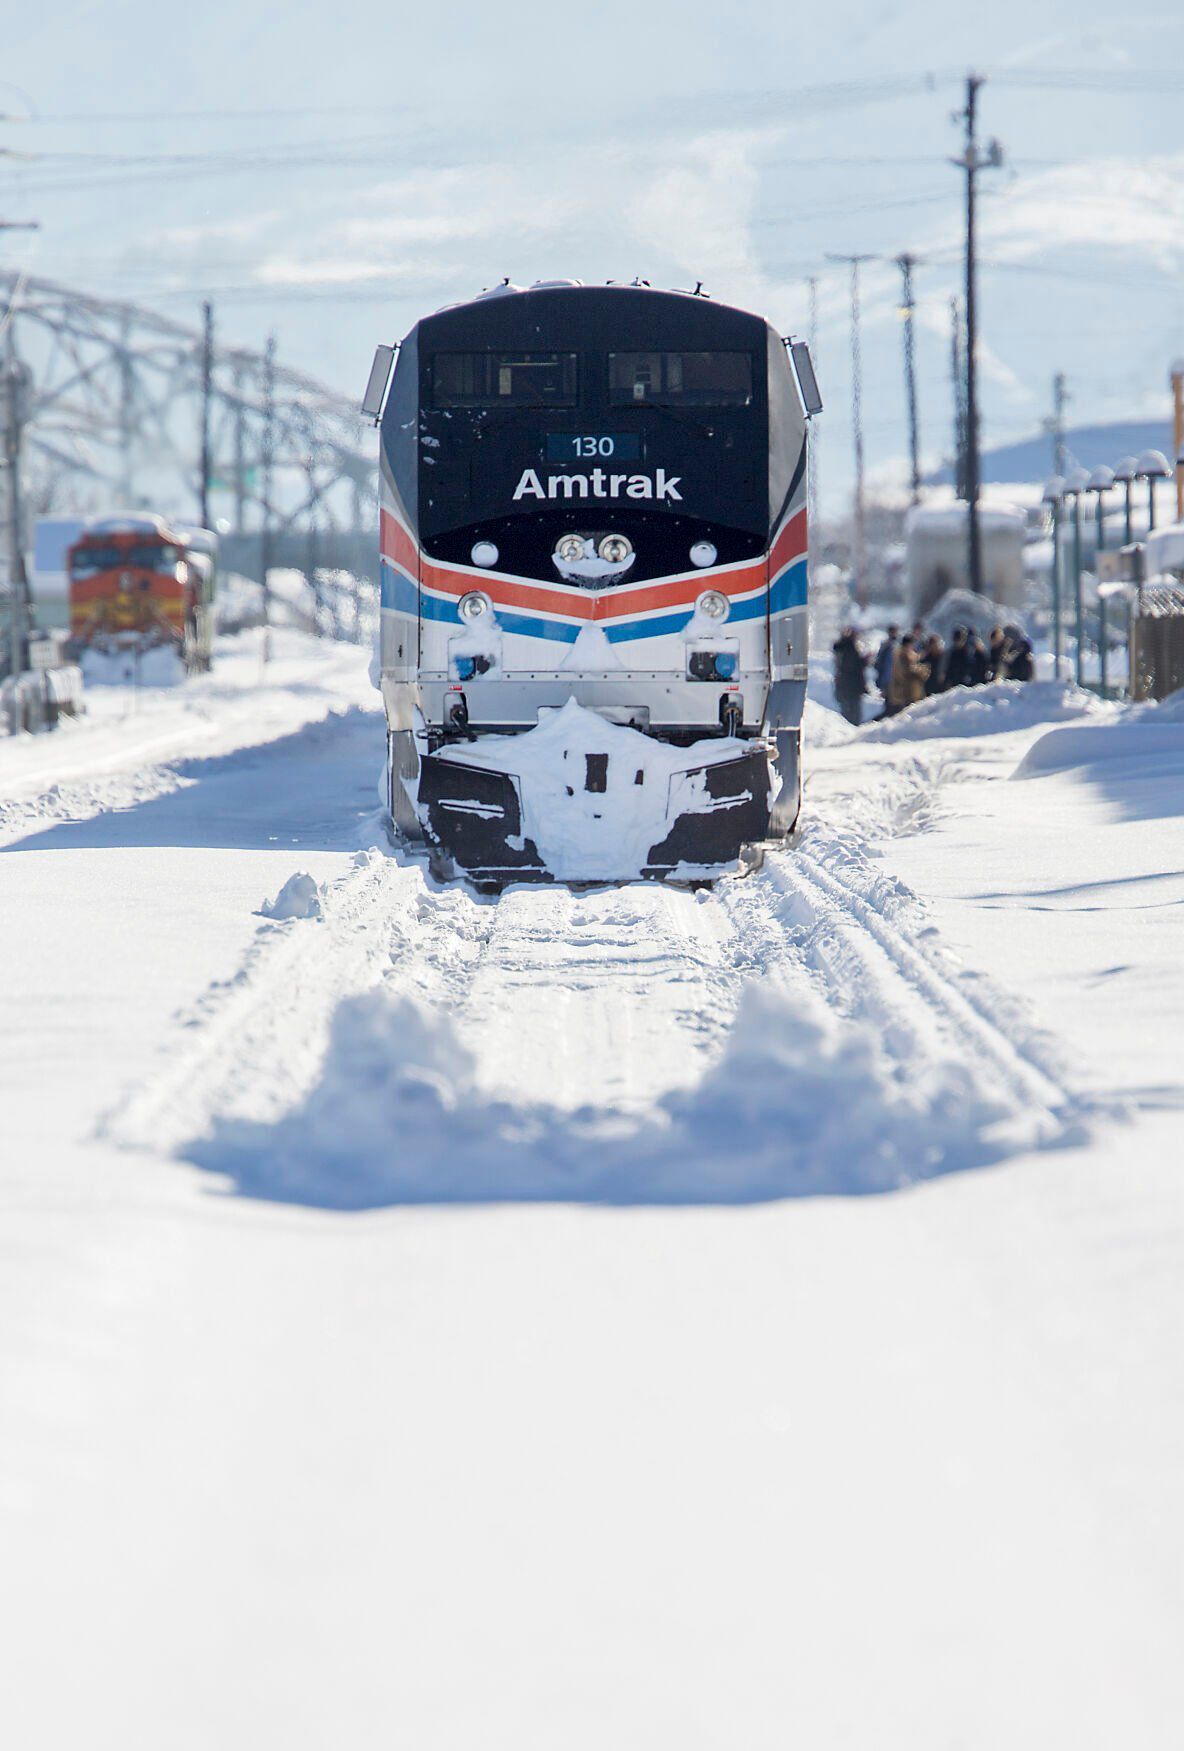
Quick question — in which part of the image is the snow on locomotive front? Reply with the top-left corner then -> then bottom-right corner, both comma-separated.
370,283 -> 813,884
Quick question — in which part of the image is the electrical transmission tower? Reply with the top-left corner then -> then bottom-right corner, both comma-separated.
0,269 -> 378,604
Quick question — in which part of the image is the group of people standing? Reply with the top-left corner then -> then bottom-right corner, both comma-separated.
832,622 -> 1035,726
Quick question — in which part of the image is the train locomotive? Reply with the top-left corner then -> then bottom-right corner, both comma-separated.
67,514 -> 217,674
364,282 -> 820,885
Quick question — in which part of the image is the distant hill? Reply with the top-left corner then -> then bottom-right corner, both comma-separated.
929,420 -> 1175,487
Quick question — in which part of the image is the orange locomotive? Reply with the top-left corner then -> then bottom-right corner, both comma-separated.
67,515 -> 217,672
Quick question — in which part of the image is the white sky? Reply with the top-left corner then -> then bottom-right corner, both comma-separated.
3,1 -> 1183,509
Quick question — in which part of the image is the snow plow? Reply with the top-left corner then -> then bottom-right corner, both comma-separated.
362,282 -> 820,885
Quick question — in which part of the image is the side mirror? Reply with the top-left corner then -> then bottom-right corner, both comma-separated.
788,339 -> 823,418
361,344 -> 396,423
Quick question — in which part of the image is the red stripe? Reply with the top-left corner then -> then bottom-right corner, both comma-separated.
769,506 -> 807,577
69,574 -> 183,604
380,508 -> 419,578
424,560 -> 592,622
380,503 -> 783,622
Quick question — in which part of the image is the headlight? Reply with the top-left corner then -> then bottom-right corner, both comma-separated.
555,533 -> 587,564
690,541 -> 717,568
696,590 -> 729,620
470,540 -> 498,568
598,533 -> 633,565
458,591 -> 491,622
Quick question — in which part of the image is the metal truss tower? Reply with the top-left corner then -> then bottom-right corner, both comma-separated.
0,270 -> 378,590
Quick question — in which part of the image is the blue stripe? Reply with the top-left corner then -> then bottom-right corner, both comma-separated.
416,589 -> 580,645
380,561 -> 418,614
386,558 -> 786,645
769,557 -> 808,616
488,606 -> 580,645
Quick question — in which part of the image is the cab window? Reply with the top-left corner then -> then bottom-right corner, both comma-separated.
430,352 -> 578,408
609,351 -> 753,407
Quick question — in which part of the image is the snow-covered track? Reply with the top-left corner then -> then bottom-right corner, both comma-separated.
762,825 -> 1077,1124
105,852 -> 496,1157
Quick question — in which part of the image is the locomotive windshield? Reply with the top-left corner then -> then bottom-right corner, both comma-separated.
608,351 -> 753,407
71,541 -> 178,574
431,351 -> 578,408
383,286 -> 806,556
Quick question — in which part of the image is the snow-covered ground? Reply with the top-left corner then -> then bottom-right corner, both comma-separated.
2,638 -> 1183,1748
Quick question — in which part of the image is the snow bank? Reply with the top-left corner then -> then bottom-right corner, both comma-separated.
186,976 -> 1028,1209
859,680 -> 1111,743
803,695 -> 857,748
1015,686 -> 1184,778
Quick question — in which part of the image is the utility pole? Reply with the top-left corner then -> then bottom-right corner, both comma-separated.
232,358 -> 246,531
1172,360 -> 1184,522
952,73 -> 1004,596
826,252 -> 873,605
1048,372 -> 1069,477
259,332 -> 276,664
806,274 -> 819,564
199,299 -> 214,529
950,296 -> 967,499
897,254 -> 921,505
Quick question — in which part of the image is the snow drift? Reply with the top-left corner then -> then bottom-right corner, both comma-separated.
186,975 -> 1051,1209
1015,685 -> 1184,778
859,680 -> 1111,744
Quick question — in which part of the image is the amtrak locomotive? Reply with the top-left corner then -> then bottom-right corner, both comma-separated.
363,281 -> 820,885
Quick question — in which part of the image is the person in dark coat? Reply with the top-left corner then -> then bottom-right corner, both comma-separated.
832,626 -> 869,725
943,626 -> 972,689
1004,635 -> 1035,682
873,624 -> 899,712
923,632 -> 946,694
987,625 -> 1006,682
967,626 -> 989,685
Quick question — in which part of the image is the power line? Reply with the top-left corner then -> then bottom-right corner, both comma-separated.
990,69 -> 1184,92
13,73 -> 964,127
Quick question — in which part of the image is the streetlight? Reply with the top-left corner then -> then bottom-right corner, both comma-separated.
1136,448 -> 1171,534
1042,474 -> 1065,678
1062,466 -> 1090,686
1085,464 -> 1114,557
1113,455 -> 1138,545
